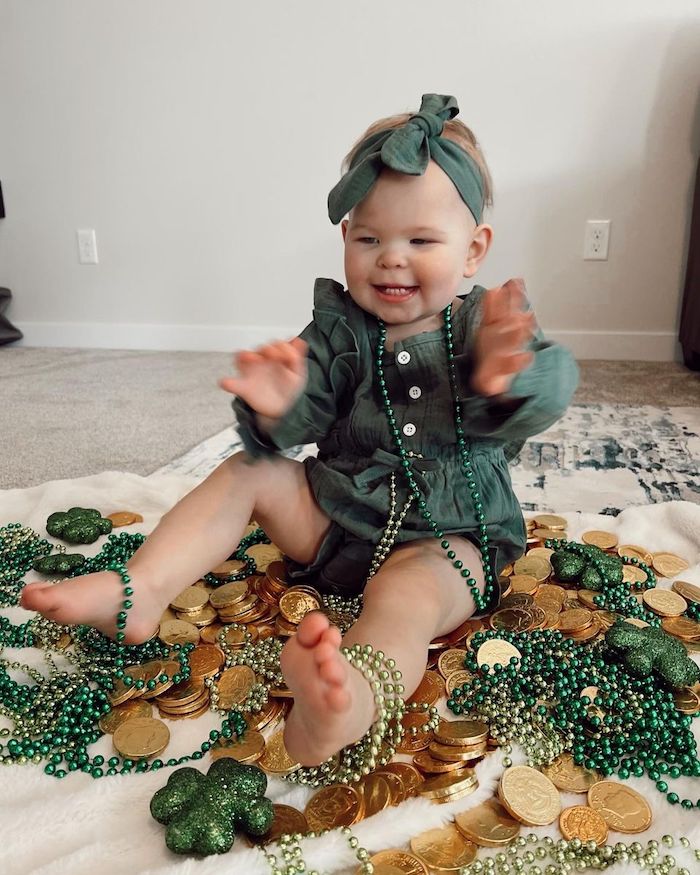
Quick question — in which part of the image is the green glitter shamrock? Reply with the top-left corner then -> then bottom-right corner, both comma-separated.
150,758 -> 275,855
550,543 -> 623,591
45,507 -> 113,544
605,620 -> 700,689
32,552 -> 86,574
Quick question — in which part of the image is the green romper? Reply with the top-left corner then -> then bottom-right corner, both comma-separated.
234,278 -> 579,603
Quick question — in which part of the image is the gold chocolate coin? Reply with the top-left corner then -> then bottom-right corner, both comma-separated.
557,609 -> 593,633
434,718 -> 488,746
187,644 -> 225,679
513,556 -> 552,582
509,574 -> 539,595
643,588 -> 688,617
170,586 -> 210,613
410,823 -> 477,871
663,615 -> 700,641
380,762 -> 423,797
209,580 -> 250,608
499,765 -> 561,826
454,798 -> 520,847
258,729 -> 300,775
587,781 -> 652,833
559,805 -> 608,845
107,676 -> 140,707
216,665 -> 257,709
622,565 -> 648,585
533,513 -> 567,530
158,619 -> 200,647
672,579 -> 700,604
652,552 -> 689,579
112,716 -> 170,759
476,639 -> 522,671
304,784 -> 362,831
98,699 -> 153,734
367,850 -> 429,875
419,767 -> 477,799
445,670 -> 474,697
582,530 -> 618,550
278,589 -> 321,624
540,753 -> 602,793
210,729 -> 265,763
249,803 -> 309,846
674,687 -> 700,714
358,772 -> 392,817
106,511 -> 142,527
407,670 -> 445,706
618,544 -> 653,565
490,607 -> 533,633
413,751 -> 468,774
437,648 -> 467,679
246,543 -> 283,571
210,559 -> 246,579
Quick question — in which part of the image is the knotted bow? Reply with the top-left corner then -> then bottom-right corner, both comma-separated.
328,94 -> 484,225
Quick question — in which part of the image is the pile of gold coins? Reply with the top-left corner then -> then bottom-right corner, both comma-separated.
99,514 -> 698,867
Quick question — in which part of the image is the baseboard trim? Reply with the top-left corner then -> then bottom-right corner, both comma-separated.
12,321 -> 682,361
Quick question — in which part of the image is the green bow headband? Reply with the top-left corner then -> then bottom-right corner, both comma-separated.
328,93 -> 485,226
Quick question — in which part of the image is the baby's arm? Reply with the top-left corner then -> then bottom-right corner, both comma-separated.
455,279 -> 579,443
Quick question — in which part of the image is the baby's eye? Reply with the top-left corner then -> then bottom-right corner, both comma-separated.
357,236 -> 378,244
410,238 -> 432,245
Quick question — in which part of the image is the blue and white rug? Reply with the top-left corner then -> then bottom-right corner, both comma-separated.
157,404 -> 700,516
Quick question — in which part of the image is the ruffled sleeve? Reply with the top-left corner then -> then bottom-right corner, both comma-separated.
233,278 -> 361,457
452,285 -> 579,457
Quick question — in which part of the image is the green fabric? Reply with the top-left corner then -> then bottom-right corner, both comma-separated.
233,279 -> 579,581
327,94 -> 485,225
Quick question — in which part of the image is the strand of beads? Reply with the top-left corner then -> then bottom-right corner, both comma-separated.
460,834 -> 698,875
285,644 -> 406,787
366,470 -> 414,579
320,593 -> 363,634
448,627 -> 700,807
376,307 -> 495,612
203,526 -> 272,586
0,523 -> 52,607
259,825 -> 375,875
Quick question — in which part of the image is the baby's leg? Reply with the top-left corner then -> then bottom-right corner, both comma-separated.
281,535 -> 485,766
21,453 -> 331,643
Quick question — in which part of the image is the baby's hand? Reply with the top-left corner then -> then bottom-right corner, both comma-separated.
471,278 -> 536,398
219,337 -> 308,420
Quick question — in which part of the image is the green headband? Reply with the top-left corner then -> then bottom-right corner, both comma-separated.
328,93 -> 485,226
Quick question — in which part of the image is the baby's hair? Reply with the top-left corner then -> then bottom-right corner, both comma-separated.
343,113 -> 494,216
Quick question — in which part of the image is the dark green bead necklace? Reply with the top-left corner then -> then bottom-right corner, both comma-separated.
375,305 -> 495,612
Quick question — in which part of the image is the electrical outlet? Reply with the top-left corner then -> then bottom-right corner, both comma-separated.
77,229 -> 99,264
583,220 -> 610,261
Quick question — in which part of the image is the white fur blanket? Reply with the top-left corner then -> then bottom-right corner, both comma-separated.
1,471 -> 700,875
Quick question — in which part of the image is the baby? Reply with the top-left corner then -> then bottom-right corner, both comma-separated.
22,94 -> 578,768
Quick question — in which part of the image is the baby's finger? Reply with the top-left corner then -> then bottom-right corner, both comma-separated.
501,277 -> 528,311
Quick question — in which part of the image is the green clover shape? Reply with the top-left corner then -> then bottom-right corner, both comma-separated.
150,758 -> 275,855
550,543 -> 623,591
32,553 -> 86,574
605,620 -> 700,689
45,507 -> 113,544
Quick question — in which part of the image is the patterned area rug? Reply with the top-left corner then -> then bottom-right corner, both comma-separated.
158,404 -> 700,516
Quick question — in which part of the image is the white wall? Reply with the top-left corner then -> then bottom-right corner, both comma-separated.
1,0 -> 699,359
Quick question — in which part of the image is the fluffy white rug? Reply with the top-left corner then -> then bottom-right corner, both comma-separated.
1,471 -> 700,875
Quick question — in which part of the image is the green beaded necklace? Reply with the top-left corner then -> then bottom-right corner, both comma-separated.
375,305 -> 495,612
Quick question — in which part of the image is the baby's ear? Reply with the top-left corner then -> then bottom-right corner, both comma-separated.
341,219 -> 349,242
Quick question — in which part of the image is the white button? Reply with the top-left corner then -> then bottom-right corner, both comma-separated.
396,350 -> 411,365
402,422 -> 416,436
408,385 -> 422,400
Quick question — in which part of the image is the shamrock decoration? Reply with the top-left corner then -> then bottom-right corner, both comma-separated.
46,507 -> 113,544
550,543 -> 623,591
32,552 -> 86,574
150,758 -> 275,855
605,620 -> 700,689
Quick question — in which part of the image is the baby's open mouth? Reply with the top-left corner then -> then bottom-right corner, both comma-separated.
373,285 -> 418,298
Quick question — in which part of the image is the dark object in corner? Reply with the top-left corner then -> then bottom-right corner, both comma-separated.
0,288 -> 22,345
680,157 -> 700,369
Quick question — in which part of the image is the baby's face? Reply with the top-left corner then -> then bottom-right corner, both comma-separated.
342,161 -> 489,330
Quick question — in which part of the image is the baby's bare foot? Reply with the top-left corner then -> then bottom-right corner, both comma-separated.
280,611 -> 375,766
20,570 -> 163,644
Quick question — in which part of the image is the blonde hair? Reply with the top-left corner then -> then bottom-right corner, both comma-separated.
342,113 -> 494,216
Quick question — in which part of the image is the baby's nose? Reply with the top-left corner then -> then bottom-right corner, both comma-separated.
377,245 -> 408,269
